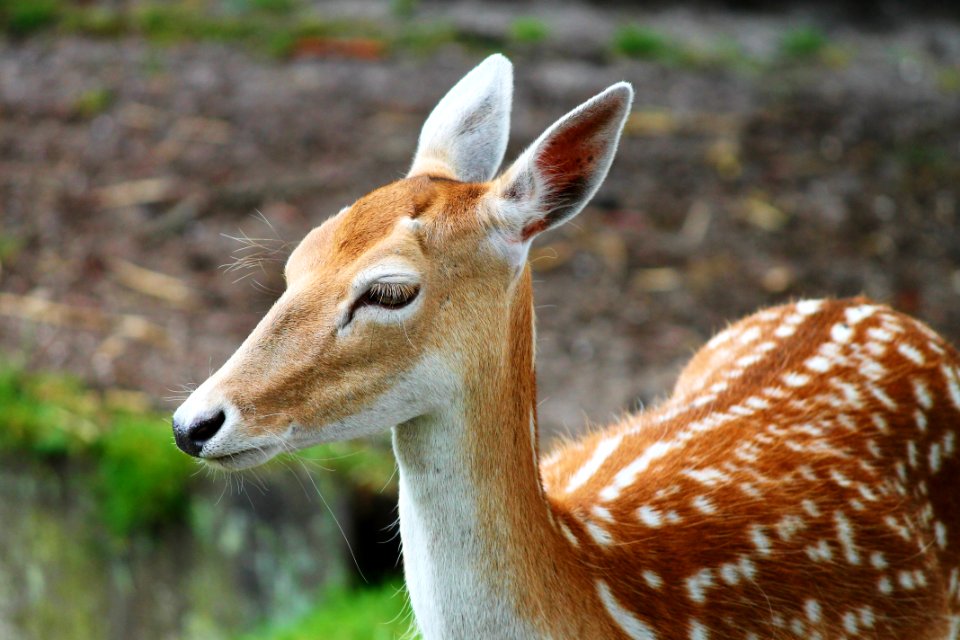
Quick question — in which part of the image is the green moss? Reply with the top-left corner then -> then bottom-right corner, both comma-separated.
239,580 -> 413,640
0,362 -> 398,538
0,364 -> 195,536
73,87 -> 114,119
612,25 -> 674,61
510,17 -> 549,45
780,26 -> 828,61
0,0 -> 63,36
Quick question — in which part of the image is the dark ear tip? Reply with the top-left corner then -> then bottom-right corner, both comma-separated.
604,82 -> 635,108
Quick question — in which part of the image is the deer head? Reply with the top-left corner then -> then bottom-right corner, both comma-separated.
172,55 -> 633,469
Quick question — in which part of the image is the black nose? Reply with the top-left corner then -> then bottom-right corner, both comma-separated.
173,410 -> 226,457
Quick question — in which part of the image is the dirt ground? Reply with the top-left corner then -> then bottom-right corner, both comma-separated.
2,3 -> 960,443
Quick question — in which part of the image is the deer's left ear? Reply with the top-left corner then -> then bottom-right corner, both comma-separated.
487,82 -> 633,252
408,54 -> 513,183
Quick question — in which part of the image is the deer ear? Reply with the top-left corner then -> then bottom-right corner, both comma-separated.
489,82 -> 633,246
408,54 -> 513,183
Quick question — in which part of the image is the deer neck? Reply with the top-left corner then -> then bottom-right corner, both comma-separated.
392,266 -> 562,639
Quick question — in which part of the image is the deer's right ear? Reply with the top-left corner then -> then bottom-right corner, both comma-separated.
487,83 -> 633,259
408,54 -> 513,183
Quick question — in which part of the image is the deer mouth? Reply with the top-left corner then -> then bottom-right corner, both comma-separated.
203,444 -> 281,470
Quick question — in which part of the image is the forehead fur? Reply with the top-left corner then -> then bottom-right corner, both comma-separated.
329,176 -> 487,263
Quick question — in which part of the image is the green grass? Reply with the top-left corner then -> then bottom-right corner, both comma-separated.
239,579 -> 414,640
510,17 -> 548,45
0,362 -> 397,537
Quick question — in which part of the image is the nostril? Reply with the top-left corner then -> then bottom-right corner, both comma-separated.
189,410 -> 226,445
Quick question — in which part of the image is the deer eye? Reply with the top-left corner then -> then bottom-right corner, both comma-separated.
348,282 -> 420,323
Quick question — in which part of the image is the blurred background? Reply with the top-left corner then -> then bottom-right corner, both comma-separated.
1,0 -> 959,638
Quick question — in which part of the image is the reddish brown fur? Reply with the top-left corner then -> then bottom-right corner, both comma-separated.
539,298 -> 960,638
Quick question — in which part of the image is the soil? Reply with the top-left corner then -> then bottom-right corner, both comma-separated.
2,2 -> 960,443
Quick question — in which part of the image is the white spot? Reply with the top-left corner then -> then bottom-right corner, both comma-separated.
857,484 -> 879,502
867,327 -> 893,342
859,606 -> 875,628
805,599 -> 822,623
866,341 -> 887,357
790,618 -> 805,635
735,354 -> 762,369
843,611 -> 859,634
930,442 -> 943,473
831,322 -> 853,343
686,568 -> 714,604
749,524 -> 772,556
739,482 -> 762,498
638,505 -> 663,528
738,326 -> 761,344
708,381 -> 729,394
907,441 -> 919,468
801,500 -> 821,517
559,521 -> 579,547
776,514 -> 806,541
884,515 -> 912,541
783,372 -> 810,387
897,343 -> 926,366
849,498 -> 865,512
830,469 -> 853,488
834,511 -> 860,565
692,495 -> 717,515
804,355 -> 832,373
744,396 -> 770,410
796,299 -> 823,315
915,570 -> 928,587
774,325 -> 796,338
720,562 -> 740,586
937,522 -> 948,549
830,380 -> 863,408
914,409 -> 928,433
642,569 -> 663,590
871,413 -> 889,433
943,365 -> 960,411
870,551 -> 888,569
898,570 -> 916,590
584,520 -> 613,546
566,435 -> 623,493
601,441 -> 674,501
911,378 -> 933,413
845,304 -> 878,325
867,382 -> 897,410
805,540 -> 833,562
592,506 -> 615,522
596,579 -> 657,640
683,468 -> 732,487
738,556 -> 756,580
878,575 -> 893,595
945,431 -> 957,457
689,620 -> 709,640
692,394 -> 718,408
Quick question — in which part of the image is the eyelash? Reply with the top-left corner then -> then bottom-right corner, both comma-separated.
347,282 -> 420,323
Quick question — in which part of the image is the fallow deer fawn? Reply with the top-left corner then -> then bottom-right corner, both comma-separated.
173,55 -> 960,639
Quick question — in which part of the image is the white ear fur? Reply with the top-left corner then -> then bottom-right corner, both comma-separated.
488,82 -> 633,247
408,54 -> 513,183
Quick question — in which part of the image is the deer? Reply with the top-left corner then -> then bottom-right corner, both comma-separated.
172,54 -> 960,639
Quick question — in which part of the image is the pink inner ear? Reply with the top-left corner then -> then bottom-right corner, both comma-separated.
529,99 -> 621,231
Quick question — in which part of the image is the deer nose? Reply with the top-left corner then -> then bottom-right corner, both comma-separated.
173,409 -> 226,457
